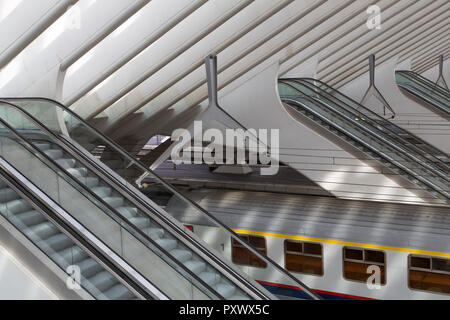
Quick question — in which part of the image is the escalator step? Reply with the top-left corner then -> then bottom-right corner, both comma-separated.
55,158 -> 76,169
213,283 -> 235,299
0,187 -> 20,202
78,258 -> 104,279
183,259 -> 206,274
12,210 -> 46,226
45,233 -> 73,252
43,149 -> 64,160
170,249 -> 192,263
198,271 -> 221,286
128,216 -> 150,229
155,238 -> 177,251
104,283 -> 135,300
91,186 -> 113,198
2,199 -> 31,215
103,197 -> 124,208
87,270 -> 117,292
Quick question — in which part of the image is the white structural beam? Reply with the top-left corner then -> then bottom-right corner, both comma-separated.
64,0 -> 208,107
0,0 -> 78,70
60,0 -> 151,71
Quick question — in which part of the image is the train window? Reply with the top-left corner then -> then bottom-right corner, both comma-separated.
284,240 -> 323,276
231,235 -> 267,268
409,255 -> 450,294
343,247 -> 386,285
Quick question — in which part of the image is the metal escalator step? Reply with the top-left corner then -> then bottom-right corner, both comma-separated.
55,158 -> 76,169
170,249 -> 192,263
116,206 -> 138,219
12,210 -> 46,226
78,258 -> 104,279
2,199 -> 31,215
213,283 -> 235,299
55,245 -> 88,264
27,221 -> 59,240
87,270 -> 117,292
67,167 -> 88,178
198,271 -> 221,286
104,283 -> 135,300
45,233 -> 73,252
91,186 -> 112,198
34,143 -> 51,151
183,259 -> 206,274
43,149 -> 64,160
128,216 -> 150,229
79,176 -> 100,188
103,197 -> 124,208
0,187 -> 20,202
155,238 -> 177,251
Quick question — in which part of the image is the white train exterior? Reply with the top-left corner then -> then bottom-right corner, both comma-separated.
166,188 -> 450,300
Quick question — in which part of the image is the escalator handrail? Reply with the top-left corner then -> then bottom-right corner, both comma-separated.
281,96 -> 448,202
279,84 -> 449,200
0,100 -> 272,300
279,80 -> 450,184
397,70 -> 450,98
0,157 -> 167,300
285,79 -> 450,175
1,97 -> 321,300
396,81 -> 450,116
0,106 -> 226,300
283,78 -> 450,166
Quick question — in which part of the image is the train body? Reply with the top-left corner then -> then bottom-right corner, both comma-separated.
166,188 -> 450,300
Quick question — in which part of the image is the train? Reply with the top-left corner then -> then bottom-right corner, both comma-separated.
164,187 -> 450,300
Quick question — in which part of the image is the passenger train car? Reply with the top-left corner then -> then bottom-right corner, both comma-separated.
165,188 -> 450,300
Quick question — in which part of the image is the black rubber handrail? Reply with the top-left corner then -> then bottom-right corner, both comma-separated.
283,78 -> 449,165
0,103 -> 225,300
0,166 -> 162,300
1,97 -> 321,300
279,82 -> 449,201
284,78 -> 450,175
0,100 -> 271,300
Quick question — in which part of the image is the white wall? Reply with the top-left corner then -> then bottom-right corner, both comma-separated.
0,246 -> 56,299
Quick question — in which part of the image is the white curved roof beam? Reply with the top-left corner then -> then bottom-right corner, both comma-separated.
331,16 -> 449,88
99,0 -> 296,122
104,0 -> 354,136
99,0 -> 322,125
279,0 -> 388,76
411,41 -> 450,70
64,0 -> 208,107
60,0 -> 151,71
317,0 -> 420,72
80,0 -> 254,119
105,0 -> 358,138
414,52 -> 450,74
0,0 -> 140,95
0,0 -> 78,70
317,0 -> 411,66
398,30 -> 450,65
320,0 -> 448,84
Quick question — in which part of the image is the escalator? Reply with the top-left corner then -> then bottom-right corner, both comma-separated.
0,99 -> 319,300
0,164 -> 162,300
278,79 -> 449,205
396,70 -> 450,117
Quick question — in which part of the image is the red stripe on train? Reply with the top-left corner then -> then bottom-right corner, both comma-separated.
256,280 -> 376,300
